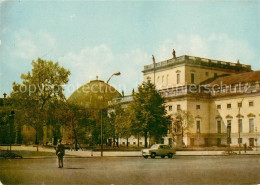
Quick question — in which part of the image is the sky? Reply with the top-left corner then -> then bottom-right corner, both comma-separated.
0,0 -> 259,97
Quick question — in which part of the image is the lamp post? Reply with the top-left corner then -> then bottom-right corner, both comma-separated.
9,111 -> 15,151
238,97 -> 245,155
100,72 -> 121,157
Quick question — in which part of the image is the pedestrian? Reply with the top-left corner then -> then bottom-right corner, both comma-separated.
243,143 -> 247,153
56,139 -> 65,168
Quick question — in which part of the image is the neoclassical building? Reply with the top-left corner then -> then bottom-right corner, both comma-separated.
113,55 -> 260,147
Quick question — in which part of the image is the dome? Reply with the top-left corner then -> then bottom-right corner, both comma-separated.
68,79 -> 121,109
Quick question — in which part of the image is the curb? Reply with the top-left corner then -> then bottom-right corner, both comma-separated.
1,153 -> 260,159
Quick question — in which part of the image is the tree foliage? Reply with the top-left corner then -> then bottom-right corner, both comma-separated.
10,58 -> 70,147
172,110 -> 194,146
129,82 -> 171,147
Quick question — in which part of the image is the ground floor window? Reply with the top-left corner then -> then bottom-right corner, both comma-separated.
227,120 -> 232,138
217,138 -> 221,146
238,119 -> 243,133
238,138 -> 242,144
161,138 -> 164,144
204,138 -> 209,146
190,138 -> 194,146
196,120 -> 201,133
217,120 -> 221,133
249,119 -> 254,133
249,138 -> 254,147
168,138 -> 172,145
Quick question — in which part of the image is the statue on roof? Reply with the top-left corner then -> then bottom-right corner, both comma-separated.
172,49 -> 176,59
152,55 -> 155,64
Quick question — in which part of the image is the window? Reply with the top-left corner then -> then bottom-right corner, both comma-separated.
206,72 -> 209,76
217,138 -> 221,146
196,120 -> 201,133
196,105 -> 201,110
249,101 -> 254,107
238,102 -> 242,108
160,145 -> 164,149
122,142 -> 125,145
238,138 -> 243,144
227,120 -> 232,138
238,119 -> 243,132
249,119 -> 254,133
217,120 -> 221,133
139,142 -> 142,145
177,104 -> 181,111
177,74 -> 180,84
191,73 -> 195,84
166,74 -> 169,85
168,106 -> 172,111
204,138 -> 209,146
227,104 -> 232,109
157,76 -> 160,83
133,142 -> 136,145
147,77 -> 151,83
249,138 -> 254,147
217,105 -> 221,110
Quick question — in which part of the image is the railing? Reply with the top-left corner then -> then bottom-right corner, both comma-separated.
143,55 -> 251,71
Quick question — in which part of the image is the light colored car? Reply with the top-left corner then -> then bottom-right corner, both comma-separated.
142,144 -> 176,159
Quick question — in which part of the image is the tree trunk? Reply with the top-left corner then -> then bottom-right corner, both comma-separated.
35,127 -> 39,152
144,131 -> 148,148
116,135 -> 119,148
137,134 -> 140,148
113,135 -> 116,148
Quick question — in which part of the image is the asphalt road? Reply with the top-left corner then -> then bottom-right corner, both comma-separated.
0,156 -> 259,185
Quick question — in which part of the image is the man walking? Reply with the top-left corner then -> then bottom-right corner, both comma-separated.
56,139 -> 65,168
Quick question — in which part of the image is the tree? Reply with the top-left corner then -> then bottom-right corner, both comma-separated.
171,110 -> 194,147
11,58 -> 70,151
129,81 -> 171,147
108,104 -> 132,147
61,102 -> 96,151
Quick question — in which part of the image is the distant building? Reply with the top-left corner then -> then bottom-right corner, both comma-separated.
113,55 -> 260,147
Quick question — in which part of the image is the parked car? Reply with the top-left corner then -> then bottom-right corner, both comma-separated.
0,151 -> 23,159
142,144 -> 176,159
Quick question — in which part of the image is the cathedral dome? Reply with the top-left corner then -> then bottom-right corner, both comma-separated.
68,79 -> 121,109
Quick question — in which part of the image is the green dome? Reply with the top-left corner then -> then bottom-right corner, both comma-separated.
68,80 -> 121,109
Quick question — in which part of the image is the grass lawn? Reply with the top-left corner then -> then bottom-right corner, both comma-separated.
0,150 -> 56,158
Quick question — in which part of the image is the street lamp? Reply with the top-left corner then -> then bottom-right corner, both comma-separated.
8,111 -> 15,151
238,97 -> 245,154
100,72 -> 121,157
3,93 -> 7,150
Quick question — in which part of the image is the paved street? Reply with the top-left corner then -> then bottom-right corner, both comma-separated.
0,156 -> 259,185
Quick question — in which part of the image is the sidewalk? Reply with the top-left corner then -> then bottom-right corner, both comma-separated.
1,145 -> 260,158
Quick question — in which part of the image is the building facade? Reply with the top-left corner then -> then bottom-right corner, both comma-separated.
113,55 -> 259,147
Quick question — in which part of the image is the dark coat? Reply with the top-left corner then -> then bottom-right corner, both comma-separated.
56,143 -> 65,157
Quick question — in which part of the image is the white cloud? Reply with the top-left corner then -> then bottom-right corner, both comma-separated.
59,45 -> 149,97
154,33 -> 256,65
11,29 -> 56,60
58,34 -> 257,97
